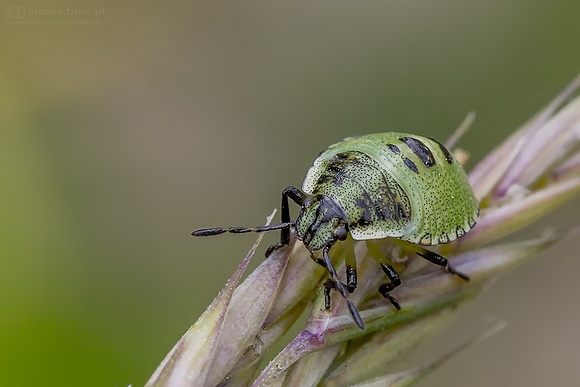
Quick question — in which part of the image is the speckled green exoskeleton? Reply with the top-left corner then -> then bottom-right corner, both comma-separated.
192,133 -> 479,329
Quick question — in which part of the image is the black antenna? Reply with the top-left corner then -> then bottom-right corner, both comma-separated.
191,222 -> 294,237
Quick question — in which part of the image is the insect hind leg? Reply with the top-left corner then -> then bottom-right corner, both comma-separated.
415,247 -> 469,281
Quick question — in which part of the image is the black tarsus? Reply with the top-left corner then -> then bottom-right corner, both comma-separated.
323,278 -> 334,309
346,265 -> 357,293
378,263 -> 402,310
416,248 -> 470,281
373,244 -> 468,311
315,258 -> 356,294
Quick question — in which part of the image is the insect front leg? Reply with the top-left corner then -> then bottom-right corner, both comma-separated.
321,245 -> 364,329
313,257 -> 338,308
316,239 -> 357,294
319,262 -> 355,311
265,186 -> 305,257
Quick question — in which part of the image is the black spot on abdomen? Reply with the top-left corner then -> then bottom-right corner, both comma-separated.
403,157 -> 419,173
400,137 -> 436,168
387,144 -> 401,154
428,137 -> 454,164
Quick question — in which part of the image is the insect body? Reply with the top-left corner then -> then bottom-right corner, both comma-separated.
192,133 -> 479,329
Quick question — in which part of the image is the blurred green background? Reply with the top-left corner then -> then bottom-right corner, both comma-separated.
1,1 -> 579,386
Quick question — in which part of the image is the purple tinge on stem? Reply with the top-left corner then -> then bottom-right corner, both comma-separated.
469,76 -> 580,202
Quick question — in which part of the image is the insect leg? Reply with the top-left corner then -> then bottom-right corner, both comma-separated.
314,255 -> 339,306
416,248 -> 470,280
395,240 -> 469,281
378,264 -> 402,310
319,263 -> 355,306
266,186 -> 306,257
280,186 -> 306,244
366,241 -> 402,309
317,239 -> 357,293
322,245 -> 364,329
343,237 -> 357,293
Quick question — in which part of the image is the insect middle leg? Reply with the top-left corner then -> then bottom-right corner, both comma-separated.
378,264 -> 402,310
366,240 -> 403,309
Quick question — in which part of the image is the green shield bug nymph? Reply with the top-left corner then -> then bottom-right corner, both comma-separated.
192,133 -> 479,329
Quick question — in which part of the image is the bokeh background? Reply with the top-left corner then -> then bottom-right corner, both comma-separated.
1,1 -> 579,386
